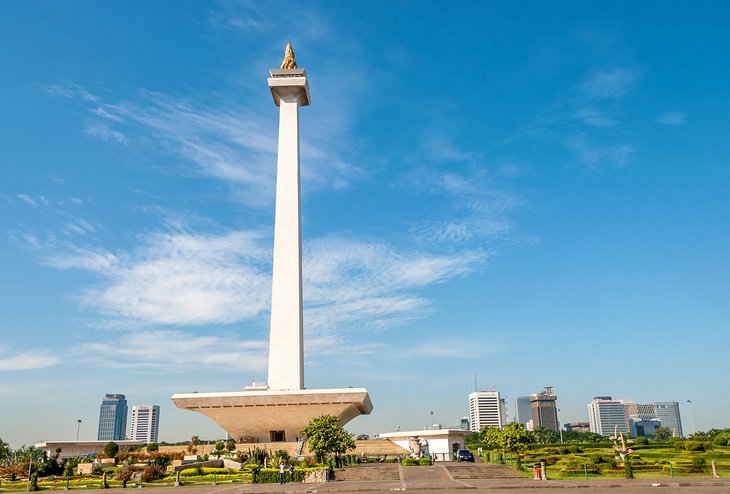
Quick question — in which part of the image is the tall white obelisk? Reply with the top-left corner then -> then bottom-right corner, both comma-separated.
266,43 -> 310,391
171,45 -> 371,443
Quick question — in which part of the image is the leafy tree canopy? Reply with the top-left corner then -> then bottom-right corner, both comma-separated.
300,415 -> 355,462
480,423 -> 535,451
654,427 -> 673,440
103,441 -> 119,459
0,438 -> 11,465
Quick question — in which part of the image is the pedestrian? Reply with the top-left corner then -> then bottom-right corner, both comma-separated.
279,462 -> 286,484
289,464 -> 295,483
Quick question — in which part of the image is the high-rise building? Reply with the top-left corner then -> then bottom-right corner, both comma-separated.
654,402 -> 683,438
468,391 -> 506,431
515,396 -> 532,426
530,386 -> 559,432
130,405 -> 160,443
97,394 -> 128,441
622,400 -> 683,438
564,422 -> 590,433
587,396 -> 628,436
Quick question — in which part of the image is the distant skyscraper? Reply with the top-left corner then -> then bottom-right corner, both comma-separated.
468,391 -> 506,431
515,396 -> 532,426
130,405 -> 160,443
587,396 -> 628,436
530,386 -> 559,432
564,422 -> 591,433
97,394 -> 128,441
654,402 -> 683,438
622,400 -> 683,438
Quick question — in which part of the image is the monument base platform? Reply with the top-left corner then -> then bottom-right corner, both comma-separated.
171,388 -> 372,443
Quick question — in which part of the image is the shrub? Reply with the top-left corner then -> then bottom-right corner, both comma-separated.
690,457 -> 707,473
418,458 -> 432,466
633,437 -> 648,445
252,467 -> 316,483
589,453 -> 602,464
141,465 -> 166,482
401,458 -> 419,466
180,467 -> 229,477
713,434 -> 730,446
29,473 -> 39,491
685,441 -> 710,452
624,459 -> 634,479
116,466 -> 135,488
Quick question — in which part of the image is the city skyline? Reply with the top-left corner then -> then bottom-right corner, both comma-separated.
2,1 -> 729,447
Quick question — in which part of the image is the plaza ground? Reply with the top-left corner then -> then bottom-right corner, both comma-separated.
4,462 -> 730,494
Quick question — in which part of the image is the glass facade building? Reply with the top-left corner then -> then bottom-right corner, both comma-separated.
97,394 -> 128,441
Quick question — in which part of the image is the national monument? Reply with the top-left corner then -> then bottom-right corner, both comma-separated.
171,43 -> 373,443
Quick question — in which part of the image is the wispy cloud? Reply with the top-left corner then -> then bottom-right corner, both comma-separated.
42,226 -> 481,343
0,347 -> 61,371
565,133 -> 632,169
520,65 -> 642,170
47,230 -> 271,327
47,85 -> 360,206
580,67 -> 641,100
407,168 -> 523,246
655,111 -> 686,126
85,122 -> 126,143
77,330 -> 268,372
16,194 -> 46,207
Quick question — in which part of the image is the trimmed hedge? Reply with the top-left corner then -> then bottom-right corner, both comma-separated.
179,467 -> 231,477
252,467 -> 322,483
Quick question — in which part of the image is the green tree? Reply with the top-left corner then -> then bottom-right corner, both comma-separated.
654,427 -> 672,440
0,438 -> 12,465
499,422 -> 536,451
225,440 -> 236,452
146,443 -> 159,453
103,441 -> 119,459
214,441 -> 225,452
300,415 -> 356,463
479,426 -> 501,449
464,432 -> 480,445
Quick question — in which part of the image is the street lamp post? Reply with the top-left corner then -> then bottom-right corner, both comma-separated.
557,409 -> 563,443
76,420 -> 82,441
686,400 -> 695,436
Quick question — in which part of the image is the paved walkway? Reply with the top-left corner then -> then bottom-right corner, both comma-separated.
43,464 -> 730,494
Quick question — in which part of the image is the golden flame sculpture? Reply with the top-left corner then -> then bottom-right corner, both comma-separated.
280,42 -> 297,69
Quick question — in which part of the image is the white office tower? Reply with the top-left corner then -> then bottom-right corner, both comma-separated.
469,391 -> 506,431
130,405 -> 160,443
587,397 -> 628,435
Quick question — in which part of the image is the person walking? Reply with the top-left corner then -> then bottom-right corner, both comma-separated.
279,463 -> 286,484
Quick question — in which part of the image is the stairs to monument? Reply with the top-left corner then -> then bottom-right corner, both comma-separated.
443,462 -> 525,479
353,439 -> 409,457
332,463 -> 401,481
294,439 -> 305,457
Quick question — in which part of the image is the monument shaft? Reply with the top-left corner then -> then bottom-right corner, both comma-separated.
267,69 -> 310,390
268,94 -> 304,390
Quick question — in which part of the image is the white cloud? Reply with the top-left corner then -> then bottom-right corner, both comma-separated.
43,227 -> 481,341
76,330 -> 268,372
566,133 -> 633,169
49,83 -> 362,206
16,194 -> 38,207
574,107 -> 618,128
581,67 -> 641,100
655,111 -> 686,126
85,122 -> 127,143
0,347 -> 61,371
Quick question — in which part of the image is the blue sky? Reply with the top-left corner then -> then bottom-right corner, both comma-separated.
1,1 -> 729,447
